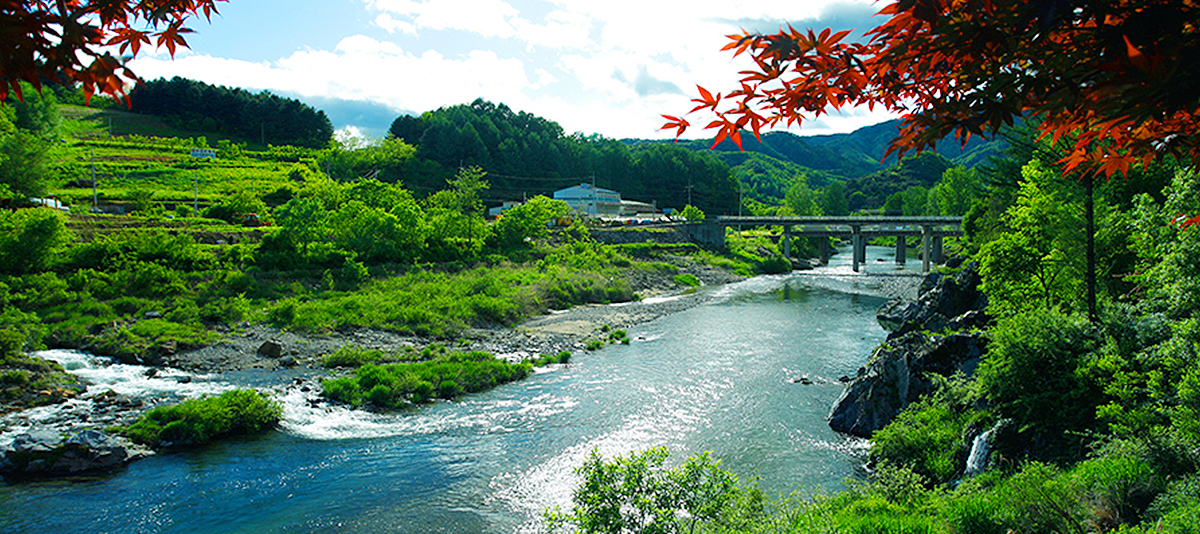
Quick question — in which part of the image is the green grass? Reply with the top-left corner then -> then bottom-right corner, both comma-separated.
115,389 -> 282,448
321,350 -> 531,408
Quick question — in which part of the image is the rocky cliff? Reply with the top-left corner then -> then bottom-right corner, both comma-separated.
828,261 -> 990,438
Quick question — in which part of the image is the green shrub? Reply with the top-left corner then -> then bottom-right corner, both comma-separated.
438,380 -> 461,399
585,339 -> 605,351
871,398 -> 974,485
948,462 -> 1083,534
673,273 -> 701,287
978,308 -> 1101,460
757,256 -> 792,274
529,351 -> 572,366
546,448 -> 739,534
320,351 -> 530,409
117,389 -> 282,448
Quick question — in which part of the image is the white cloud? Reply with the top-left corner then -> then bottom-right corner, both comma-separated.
131,35 -> 536,120
368,0 -> 520,38
375,13 -> 417,34
130,0 -> 896,139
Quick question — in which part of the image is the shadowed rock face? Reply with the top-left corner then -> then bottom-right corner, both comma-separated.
876,261 -> 989,338
829,261 -> 990,438
828,331 -> 988,437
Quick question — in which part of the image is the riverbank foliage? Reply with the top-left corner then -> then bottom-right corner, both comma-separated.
550,121 -> 1200,532
0,96 -> 768,369
116,389 -> 282,448
322,350 -> 531,408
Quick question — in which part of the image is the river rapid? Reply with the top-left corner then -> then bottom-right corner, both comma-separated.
0,246 -> 924,534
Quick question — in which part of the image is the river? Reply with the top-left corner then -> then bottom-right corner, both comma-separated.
0,246 -> 924,533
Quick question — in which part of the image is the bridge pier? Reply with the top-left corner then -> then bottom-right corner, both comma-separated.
818,238 -> 830,265
921,225 -> 931,272
782,225 -> 792,259
851,225 -> 862,272
895,236 -> 906,265
932,236 -> 944,264
684,221 -> 727,249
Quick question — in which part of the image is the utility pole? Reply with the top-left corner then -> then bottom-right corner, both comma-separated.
686,178 -> 694,207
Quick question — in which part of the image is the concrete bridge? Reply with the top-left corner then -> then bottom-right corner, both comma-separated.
684,216 -> 964,272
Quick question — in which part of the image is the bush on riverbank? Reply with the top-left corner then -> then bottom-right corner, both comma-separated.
322,350 -> 530,408
116,389 -> 282,448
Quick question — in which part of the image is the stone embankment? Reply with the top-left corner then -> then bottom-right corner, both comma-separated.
828,259 -> 991,438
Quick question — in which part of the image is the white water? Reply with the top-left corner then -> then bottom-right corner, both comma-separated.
2,245 -> 927,534
0,350 -> 233,448
965,428 -> 994,476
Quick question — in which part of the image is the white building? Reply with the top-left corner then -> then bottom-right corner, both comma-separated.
553,183 -> 622,217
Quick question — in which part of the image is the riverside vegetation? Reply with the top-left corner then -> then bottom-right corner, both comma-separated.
0,84 -> 788,449
7,80 -> 1200,533
545,138 -> 1200,533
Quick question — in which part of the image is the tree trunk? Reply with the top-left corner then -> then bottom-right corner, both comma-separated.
1085,172 -> 1097,323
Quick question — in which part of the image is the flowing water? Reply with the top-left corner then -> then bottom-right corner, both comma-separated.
0,247 -> 923,533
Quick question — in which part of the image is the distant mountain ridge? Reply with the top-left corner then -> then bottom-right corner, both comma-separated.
630,119 -> 1007,182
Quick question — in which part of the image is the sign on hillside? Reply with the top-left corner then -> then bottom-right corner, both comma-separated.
190,148 -> 217,158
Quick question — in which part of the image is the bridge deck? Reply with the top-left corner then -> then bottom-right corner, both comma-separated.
687,216 -> 964,273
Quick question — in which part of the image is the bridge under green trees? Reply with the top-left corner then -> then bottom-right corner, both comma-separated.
685,216 -> 964,273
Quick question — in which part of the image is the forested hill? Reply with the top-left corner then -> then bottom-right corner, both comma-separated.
129,77 -> 334,149
637,119 -> 1006,182
390,99 -> 739,215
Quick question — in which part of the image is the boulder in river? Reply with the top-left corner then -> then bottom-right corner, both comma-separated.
257,341 -> 284,358
1,429 -> 153,476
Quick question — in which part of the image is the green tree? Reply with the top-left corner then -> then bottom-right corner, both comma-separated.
0,208 -> 72,275
784,175 -> 822,216
546,448 -> 738,534
425,166 -> 490,260
490,196 -> 570,249
932,166 -> 981,216
9,82 -> 61,139
680,204 -> 705,221
0,113 -> 47,199
979,159 -> 1085,315
274,197 -> 329,255
820,181 -> 849,216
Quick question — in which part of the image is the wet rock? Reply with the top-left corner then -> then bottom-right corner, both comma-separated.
278,356 -> 297,368
829,331 -> 988,438
1,429 -> 152,476
257,341 -> 283,358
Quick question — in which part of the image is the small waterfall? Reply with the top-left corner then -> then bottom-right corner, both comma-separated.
964,426 -> 995,477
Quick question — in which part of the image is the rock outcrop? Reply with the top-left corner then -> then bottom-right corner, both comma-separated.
828,261 -> 991,438
1,429 -> 152,476
875,260 -> 989,338
828,331 -> 988,437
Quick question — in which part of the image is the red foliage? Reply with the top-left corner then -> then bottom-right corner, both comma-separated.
665,0 -> 1200,178
0,0 -> 224,104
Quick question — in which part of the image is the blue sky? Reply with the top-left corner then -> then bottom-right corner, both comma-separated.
129,0 -> 897,140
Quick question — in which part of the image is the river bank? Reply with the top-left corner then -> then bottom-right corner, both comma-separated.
2,247 -> 926,479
